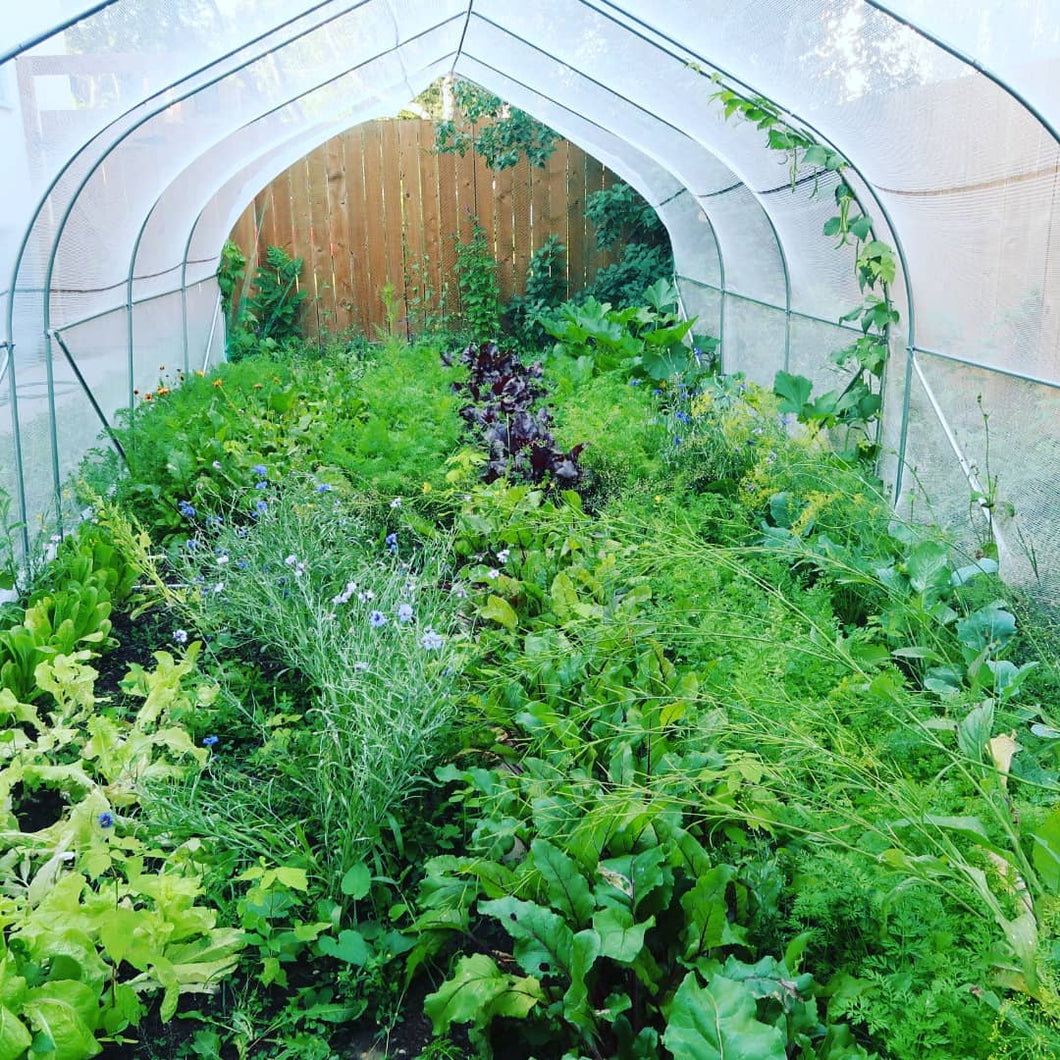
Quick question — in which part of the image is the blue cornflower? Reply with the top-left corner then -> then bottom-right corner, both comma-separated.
674,436 -> 682,447
675,410 -> 690,423
178,500 -> 196,518
206,514 -> 223,528
397,603 -> 414,623
369,610 -> 387,629
316,483 -> 332,493
421,629 -> 444,651
186,538 -> 199,552
652,388 -> 662,396
237,559 -> 248,570
385,532 -> 398,553
173,629 -> 189,645
251,464 -> 268,479
202,735 -> 218,747
255,500 -> 268,514
98,812 -> 114,828
254,480 -> 268,490
628,377 -> 642,386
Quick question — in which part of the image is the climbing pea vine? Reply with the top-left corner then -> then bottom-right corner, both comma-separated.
710,83 -> 900,455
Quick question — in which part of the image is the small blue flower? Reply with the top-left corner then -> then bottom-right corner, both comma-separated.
316,483 -> 332,493
206,514 -> 223,528
674,436 -> 682,447
385,532 -> 398,553
173,628 -> 189,645
202,735 -> 218,747
251,464 -> 268,479
421,629 -> 444,651
675,410 -> 690,424
369,610 -> 387,629
255,500 -> 268,514
178,500 -> 196,518
652,388 -> 662,396
628,378 -> 642,386
237,559 -> 248,570
186,538 -> 199,551
254,480 -> 269,490
98,812 -> 114,828
397,603 -> 414,623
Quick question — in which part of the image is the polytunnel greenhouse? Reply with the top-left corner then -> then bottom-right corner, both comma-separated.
2,2 -> 1060,1058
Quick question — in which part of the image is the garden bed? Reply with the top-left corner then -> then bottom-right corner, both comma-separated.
1,316 -> 1059,1060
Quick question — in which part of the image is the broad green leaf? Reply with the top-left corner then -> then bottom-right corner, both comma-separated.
680,864 -> 746,959
663,973 -> 785,1060
592,906 -> 652,963
21,981 -> 101,1060
317,929 -> 369,967
530,839 -> 594,927
340,863 -> 372,900
598,846 -> 670,915
773,371 -> 813,414
904,540 -> 950,595
562,929 -> 601,1033
0,1006 -> 32,1060
478,897 -> 573,979
957,700 -> 995,761
956,601 -> 1016,653
424,953 -> 542,1034
481,594 -> 518,630
1031,807 -> 1060,894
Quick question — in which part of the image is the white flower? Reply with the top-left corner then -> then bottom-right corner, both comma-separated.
354,661 -> 369,672
486,569 -> 500,580
332,580 -> 357,605
496,549 -> 510,563
173,629 -> 188,644
284,554 -> 298,567
390,497 -> 402,509
216,554 -> 229,565
397,603 -> 414,623
451,585 -> 468,599
213,582 -> 225,593
357,589 -> 375,602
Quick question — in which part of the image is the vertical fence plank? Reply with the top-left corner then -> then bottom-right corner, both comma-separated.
346,126 -> 372,332
416,120 -> 443,332
361,124 -> 389,331
397,120 -> 426,338
307,148 -> 333,337
435,141 -> 460,325
511,165 -> 533,297
565,143 -> 587,295
326,134 -> 352,336
494,166 -> 516,300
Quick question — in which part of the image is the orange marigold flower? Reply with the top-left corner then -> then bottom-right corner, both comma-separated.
213,379 -> 223,388
144,393 -> 154,402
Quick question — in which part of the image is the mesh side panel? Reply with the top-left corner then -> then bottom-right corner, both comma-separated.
0,367 -> 18,539
185,282 -> 221,375
660,193 -> 721,289
130,293 -> 186,404
722,295 -> 786,385
50,309 -> 129,498
892,362 -> 984,558
787,315 -> 858,393
757,175 -> 865,322
881,170 -> 1060,381
698,184 -> 785,305
676,279 -> 721,340
12,342 -> 60,535
915,352 -> 1060,603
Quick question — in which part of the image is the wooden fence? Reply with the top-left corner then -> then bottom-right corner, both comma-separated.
228,119 -> 619,340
